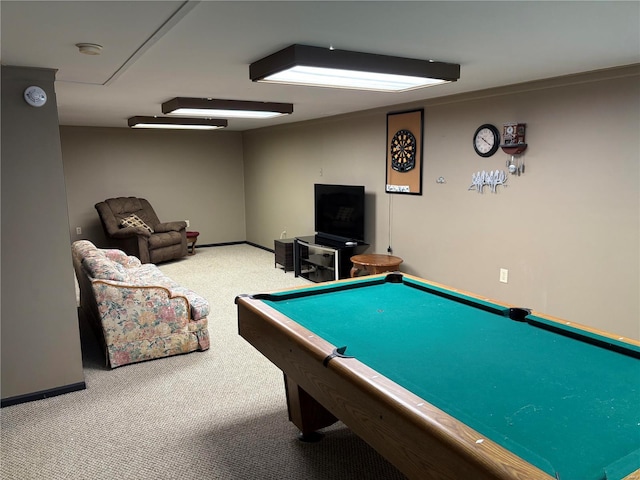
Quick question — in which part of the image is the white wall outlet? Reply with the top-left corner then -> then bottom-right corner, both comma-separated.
76,226 -> 82,235
499,268 -> 509,283
185,220 -> 190,228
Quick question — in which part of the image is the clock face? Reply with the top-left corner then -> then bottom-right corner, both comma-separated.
390,129 -> 416,172
473,124 -> 500,157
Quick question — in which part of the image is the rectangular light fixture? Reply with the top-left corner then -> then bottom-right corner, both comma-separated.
162,98 -> 293,119
127,116 -> 227,130
250,44 -> 460,92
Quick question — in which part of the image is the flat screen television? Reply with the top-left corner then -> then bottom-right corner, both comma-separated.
314,184 -> 365,243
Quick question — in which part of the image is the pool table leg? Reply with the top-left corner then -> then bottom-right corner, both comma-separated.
284,374 -> 338,442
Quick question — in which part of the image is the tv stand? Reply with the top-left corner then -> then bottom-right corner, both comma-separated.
294,235 -> 368,283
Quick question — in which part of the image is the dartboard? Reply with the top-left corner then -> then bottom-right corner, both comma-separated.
390,129 -> 416,172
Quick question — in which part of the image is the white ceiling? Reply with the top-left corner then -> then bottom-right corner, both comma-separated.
2,1 -> 639,131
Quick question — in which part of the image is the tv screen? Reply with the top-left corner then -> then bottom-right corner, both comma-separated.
314,184 -> 365,243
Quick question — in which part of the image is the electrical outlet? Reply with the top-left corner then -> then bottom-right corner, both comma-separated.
76,226 -> 82,235
185,220 -> 190,228
499,268 -> 509,283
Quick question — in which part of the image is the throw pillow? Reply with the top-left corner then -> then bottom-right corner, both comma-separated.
120,214 -> 154,233
82,256 -> 128,282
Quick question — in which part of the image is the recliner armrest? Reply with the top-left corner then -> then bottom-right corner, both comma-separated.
154,221 -> 187,233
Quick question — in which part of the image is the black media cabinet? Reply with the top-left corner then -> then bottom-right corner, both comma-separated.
294,235 -> 368,283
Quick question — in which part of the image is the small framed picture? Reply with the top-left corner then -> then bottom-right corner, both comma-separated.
385,108 -> 424,195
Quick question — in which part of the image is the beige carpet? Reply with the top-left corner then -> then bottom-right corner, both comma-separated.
1,244 -> 406,480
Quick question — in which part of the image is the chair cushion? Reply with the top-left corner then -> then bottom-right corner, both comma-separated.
120,214 -> 154,233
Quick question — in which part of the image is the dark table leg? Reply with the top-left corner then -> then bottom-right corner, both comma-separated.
284,374 -> 337,441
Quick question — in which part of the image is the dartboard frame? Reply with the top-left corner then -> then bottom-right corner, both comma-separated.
386,109 -> 424,195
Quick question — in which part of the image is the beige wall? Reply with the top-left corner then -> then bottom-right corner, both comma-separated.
60,127 -> 246,247
1,66 -> 85,401
243,66 -> 640,339
243,114 -> 384,246
3,65 -> 636,404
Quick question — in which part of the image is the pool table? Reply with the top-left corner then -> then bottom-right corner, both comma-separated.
236,273 -> 640,480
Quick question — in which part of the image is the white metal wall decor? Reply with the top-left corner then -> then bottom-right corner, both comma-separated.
468,170 -> 508,193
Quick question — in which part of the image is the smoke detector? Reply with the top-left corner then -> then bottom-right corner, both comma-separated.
76,43 -> 103,55
24,86 -> 47,107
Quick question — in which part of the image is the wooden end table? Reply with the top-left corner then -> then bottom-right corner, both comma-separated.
186,231 -> 199,255
350,254 -> 403,277
274,238 -> 294,272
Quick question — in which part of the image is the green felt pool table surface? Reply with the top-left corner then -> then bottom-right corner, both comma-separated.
239,273 -> 640,480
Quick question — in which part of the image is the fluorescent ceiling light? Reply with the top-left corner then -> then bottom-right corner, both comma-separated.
264,66 -> 449,91
250,44 -> 460,92
127,116 -> 227,130
166,108 -> 280,119
162,98 -> 293,118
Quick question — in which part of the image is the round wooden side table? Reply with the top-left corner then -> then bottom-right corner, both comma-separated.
350,254 -> 403,277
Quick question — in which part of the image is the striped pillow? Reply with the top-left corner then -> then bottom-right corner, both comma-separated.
120,214 -> 154,233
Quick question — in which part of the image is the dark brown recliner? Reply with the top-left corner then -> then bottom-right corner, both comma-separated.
95,197 -> 187,264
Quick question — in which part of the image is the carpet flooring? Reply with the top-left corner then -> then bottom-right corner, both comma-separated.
1,244 -> 406,480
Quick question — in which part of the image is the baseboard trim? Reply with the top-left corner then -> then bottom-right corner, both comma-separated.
1,381 -> 87,408
245,241 -> 273,253
195,241 -> 246,249
196,241 -> 274,253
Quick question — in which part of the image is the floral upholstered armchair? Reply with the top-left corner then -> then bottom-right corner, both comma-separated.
72,240 -> 210,368
95,197 -> 187,264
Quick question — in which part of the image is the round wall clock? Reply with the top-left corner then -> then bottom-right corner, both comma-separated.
390,129 -> 416,172
473,124 -> 500,157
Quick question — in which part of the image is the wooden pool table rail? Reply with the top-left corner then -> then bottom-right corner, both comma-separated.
236,274 -> 640,480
